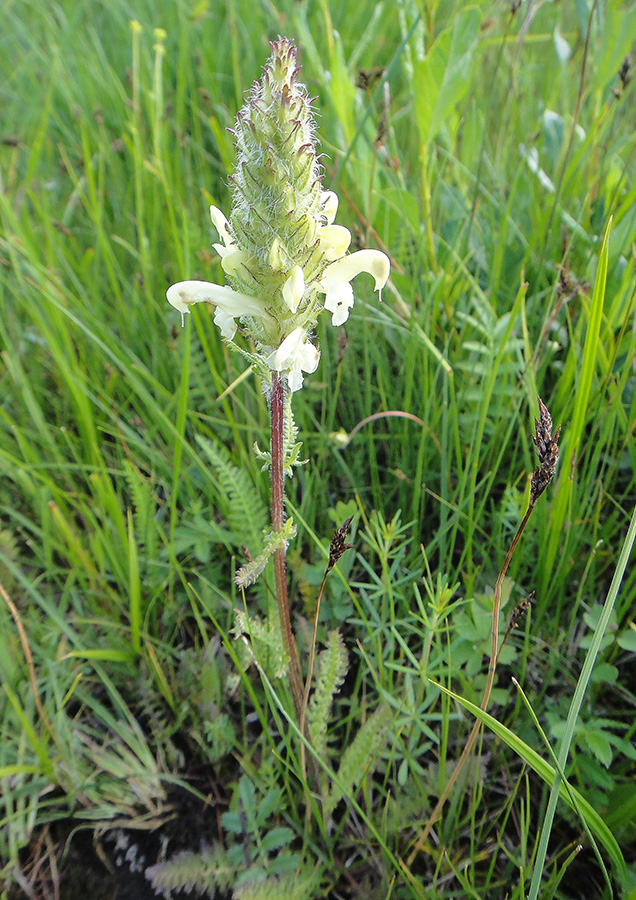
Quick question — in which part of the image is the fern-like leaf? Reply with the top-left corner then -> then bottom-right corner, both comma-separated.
224,337 -> 270,376
306,630 -> 348,761
282,396 -> 307,474
252,404 -> 306,474
325,704 -> 390,818
147,849 -> 320,900
123,460 -> 159,567
145,844 -> 234,898
234,864 -> 322,900
253,440 -> 271,472
235,519 -> 296,588
234,610 -> 288,678
196,437 -> 268,557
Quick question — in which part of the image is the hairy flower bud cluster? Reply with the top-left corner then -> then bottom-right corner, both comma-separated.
167,38 -> 390,391
228,39 -> 325,312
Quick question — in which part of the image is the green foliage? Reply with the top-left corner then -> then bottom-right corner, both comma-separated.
414,6 -> 481,146
449,579 -> 518,704
197,437 -> 269,559
324,704 -> 391,819
234,867 -> 321,900
236,519 -> 297,588
307,629 -> 349,761
174,638 -> 237,763
1,0 -> 636,896
253,393 -> 307,475
146,776 -> 322,899
146,843 -> 235,897
233,611 -> 288,680
282,394 -> 307,474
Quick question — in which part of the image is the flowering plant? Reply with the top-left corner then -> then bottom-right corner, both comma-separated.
167,38 -> 390,392
167,38 -> 390,725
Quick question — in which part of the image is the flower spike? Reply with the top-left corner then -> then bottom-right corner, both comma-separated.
166,38 -> 390,390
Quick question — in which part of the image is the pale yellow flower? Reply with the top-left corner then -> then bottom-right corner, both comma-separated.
166,40 -> 390,392
166,279 -> 267,340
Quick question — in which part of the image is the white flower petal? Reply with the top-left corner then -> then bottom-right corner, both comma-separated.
322,249 -> 390,299
213,309 -> 239,340
287,370 -> 302,392
267,327 -> 320,392
317,250 -> 390,326
321,190 -> 339,225
297,341 -> 320,374
220,248 -> 250,277
167,279 -> 267,339
318,224 -> 351,262
209,205 -> 234,252
282,265 -> 305,313
289,342 -> 320,391
287,368 -> 304,389
269,327 -> 305,370
324,280 -> 354,326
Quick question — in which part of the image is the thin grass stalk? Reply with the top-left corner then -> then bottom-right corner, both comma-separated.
527,502 -> 636,900
406,506 -> 532,863
300,567 -> 328,783
0,580 -> 56,743
299,517 -> 354,793
408,398 -> 559,863
513,678 -> 612,896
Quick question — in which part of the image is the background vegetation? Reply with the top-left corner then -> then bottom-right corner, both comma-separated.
1,0 -> 635,898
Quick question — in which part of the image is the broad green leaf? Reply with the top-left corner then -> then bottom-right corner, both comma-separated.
589,662 -> 618,684
583,727 -> 613,768
414,6 -> 481,146
617,627 -> 636,652
595,0 -> 636,91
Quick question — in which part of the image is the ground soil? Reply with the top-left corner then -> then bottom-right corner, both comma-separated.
8,783 -> 231,900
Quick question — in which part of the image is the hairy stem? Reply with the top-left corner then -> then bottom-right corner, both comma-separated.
270,371 -> 304,721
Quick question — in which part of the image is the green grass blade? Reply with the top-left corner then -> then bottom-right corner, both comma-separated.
127,508 -> 141,655
430,680 -> 628,887
543,219 -> 612,582
512,677 -> 612,898
529,499 -> 636,899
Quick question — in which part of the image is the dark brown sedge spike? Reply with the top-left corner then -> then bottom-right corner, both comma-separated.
327,515 -> 355,572
356,66 -> 385,91
613,54 -> 633,98
530,397 -> 560,508
498,591 -> 535,663
509,590 -> 535,631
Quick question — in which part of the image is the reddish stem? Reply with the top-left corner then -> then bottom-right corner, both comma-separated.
270,371 -> 304,720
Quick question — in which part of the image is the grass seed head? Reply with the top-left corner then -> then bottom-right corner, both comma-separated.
530,397 -> 560,507
327,515 -> 355,571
